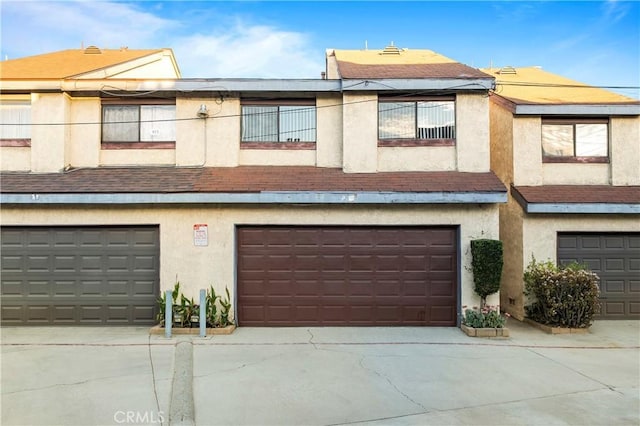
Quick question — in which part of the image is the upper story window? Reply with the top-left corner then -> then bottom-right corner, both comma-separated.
542,118 -> 608,162
102,100 -> 176,149
241,100 -> 316,149
378,96 -> 455,147
0,100 -> 31,146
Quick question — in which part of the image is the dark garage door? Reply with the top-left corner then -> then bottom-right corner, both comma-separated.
1,226 -> 160,325
558,233 -> 640,319
237,226 -> 458,326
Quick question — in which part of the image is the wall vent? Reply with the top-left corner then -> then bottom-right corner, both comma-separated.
497,66 -> 517,75
380,43 -> 401,55
84,46 -> 102,54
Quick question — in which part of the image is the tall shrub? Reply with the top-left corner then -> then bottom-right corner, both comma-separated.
524,259 -> 600,328
470,239 -> 504,307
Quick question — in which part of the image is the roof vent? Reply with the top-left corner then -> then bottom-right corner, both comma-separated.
497,66 -> 517,75
381,42 -> 401,55
84,46 -> 102,54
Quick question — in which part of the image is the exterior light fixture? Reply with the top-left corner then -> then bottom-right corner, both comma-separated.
197,104 -> 209,118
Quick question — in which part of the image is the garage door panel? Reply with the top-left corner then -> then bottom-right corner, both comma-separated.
605,258 -> 625,272
558,232 -> 639,319
603,280 -> 625,293
1,226 -> 159,326
238,226 -> 458,326
604,236 -> 625,249
53,281 -> 76,296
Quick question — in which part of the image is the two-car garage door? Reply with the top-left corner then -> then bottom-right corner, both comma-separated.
1,226 -> 159,326
237,226 -> 458,326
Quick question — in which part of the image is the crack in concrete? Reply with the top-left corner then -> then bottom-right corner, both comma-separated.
526,347 -> 625,395
325,386 -> 635,426
2,371 -> 154,396
307,329 -> 318,349
357,356 -> 427,411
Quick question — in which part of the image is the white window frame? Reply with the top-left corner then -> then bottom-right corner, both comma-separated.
0,100 -> 31,140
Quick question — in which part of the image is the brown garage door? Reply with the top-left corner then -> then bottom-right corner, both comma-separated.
1,226 -> 160,325
237,226 -> 458,326
558,233 -> 640,319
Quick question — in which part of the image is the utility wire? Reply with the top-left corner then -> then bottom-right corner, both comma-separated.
1,80 -> 637,128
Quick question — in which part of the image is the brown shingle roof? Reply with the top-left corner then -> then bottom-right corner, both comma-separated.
0,48 -> 166,79
337,61 -> 491,80
1,167 -> 506,194
513,185 -> 640,204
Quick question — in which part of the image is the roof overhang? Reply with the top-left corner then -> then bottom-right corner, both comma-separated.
340,78 -> 494,92
511,185 -> 640,214
0,191 -> 507,205
513,103 -> 640,116
1,77 -> 494,95
523,203 -> 640,214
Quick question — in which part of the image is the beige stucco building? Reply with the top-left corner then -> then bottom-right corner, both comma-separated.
483,66 -> 640,320
1,45 -> 509,327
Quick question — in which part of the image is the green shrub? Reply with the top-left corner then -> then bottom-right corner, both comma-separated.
462,306 -> 508,328
524,259 -> 600,328
156,281 -> 234,328
471,239 -> 504,306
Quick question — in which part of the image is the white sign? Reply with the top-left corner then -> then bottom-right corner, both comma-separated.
193,224 -> 208,246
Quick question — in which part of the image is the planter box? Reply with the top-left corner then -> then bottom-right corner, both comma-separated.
461,324 -> 509,338
524,318 -> 590,335
149,324 -> 236,335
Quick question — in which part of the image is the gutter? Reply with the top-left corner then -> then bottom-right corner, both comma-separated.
1,191 -> 507,205
1,77 -> 494,94
524,203 -> 640,214
514,104 -> 640,116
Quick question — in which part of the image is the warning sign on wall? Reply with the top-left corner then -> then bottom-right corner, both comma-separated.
193,224 -> 208,246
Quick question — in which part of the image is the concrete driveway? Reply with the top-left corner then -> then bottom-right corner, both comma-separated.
2,320 -> 639,426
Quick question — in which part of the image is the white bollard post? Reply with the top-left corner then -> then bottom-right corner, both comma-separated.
165,290 -> 172,339
199,289 -> 206,338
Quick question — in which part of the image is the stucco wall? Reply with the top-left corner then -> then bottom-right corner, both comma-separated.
512,117 -> 543,186
498,198 -> 525,319
0,147 -> 30,171
342,92 -> 378,173
30,93 -> 69,173
455,94 -> 490,172
611,116 -> 640,185
542,163 -> 610,185
488,99 -> 514,184
510,115 -> 639,186
68,97 -> 101,168
377,146 -> 456,171
316,94 -> 343,168
1,203 -> 500,321
99,149 -> 176,166
238,149 -> 316,166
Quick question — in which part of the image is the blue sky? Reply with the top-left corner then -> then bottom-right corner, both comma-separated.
2,1 -> 639,98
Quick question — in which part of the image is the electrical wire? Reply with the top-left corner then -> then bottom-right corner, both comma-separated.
1,80 -> 637,128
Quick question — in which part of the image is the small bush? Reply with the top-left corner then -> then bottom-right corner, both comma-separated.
462,305 -> 509,328
471,239 -> 504,305
524,259 -> 600,328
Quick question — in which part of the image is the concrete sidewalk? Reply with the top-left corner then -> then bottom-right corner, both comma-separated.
2,321 -> 639,426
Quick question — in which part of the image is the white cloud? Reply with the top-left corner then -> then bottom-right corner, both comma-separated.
172,22 -> 323,78
0,1 -> 177,58
1,1 -> 322,78
603,0 -> 630,23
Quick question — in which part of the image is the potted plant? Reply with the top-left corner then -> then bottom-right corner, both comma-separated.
461,239 -> 509,337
